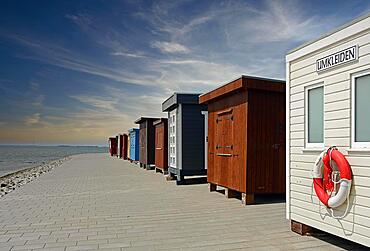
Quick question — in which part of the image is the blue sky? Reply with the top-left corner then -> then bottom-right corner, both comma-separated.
0,0 -> 369,145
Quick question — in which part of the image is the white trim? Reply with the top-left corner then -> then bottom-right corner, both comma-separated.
305,83 -> 325,149
285,62 -> 290,220
287,15 -> 370,62
351,69 -> 370,149
302,148 -> 325,153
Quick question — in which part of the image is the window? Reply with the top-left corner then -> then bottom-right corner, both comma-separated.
169,110 -> 177,167
352,71 -> 370,148
306,84 -> 324,148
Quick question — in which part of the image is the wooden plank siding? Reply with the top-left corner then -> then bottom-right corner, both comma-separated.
287,14 -> 370,247
247,89 -> 286,194
122,133 -> 128,160
162,93 -> 207,181
207,91 -> 247,192
135,118 -> 159,165
200,76 -> 285,200
139,121 -> 147,164
181,104 -> 207,173
154,119 -> 168,171
129,128 -> 140,161
119,134 -> 123,158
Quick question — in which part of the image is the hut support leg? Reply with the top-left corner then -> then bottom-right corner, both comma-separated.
176,174 -> 185,185
165,172 -> 176,181
209,183 -> 217,192
291,220 -> 316,235
225,188 -> 238,198
242,193 -> 254,205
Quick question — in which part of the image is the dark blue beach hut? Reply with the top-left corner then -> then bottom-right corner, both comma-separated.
162,93 -> 207,184
129,128 -> 140,161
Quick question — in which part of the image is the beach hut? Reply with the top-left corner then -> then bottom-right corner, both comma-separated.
154,118 -> 168,174
135,117 -> 159,169
128,128 -> 140,162
118,134 -> 122,158
122,133 -> 128,160
162,93 -> 207,184
199,76 -> 286,205
115,135 -> 118,157
127,133 -> 131,160
286,14 -> 370,246
108,137 -> 118,157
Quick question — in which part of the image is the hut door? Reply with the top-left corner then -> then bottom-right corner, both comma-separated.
139,123 -> 147,163
155,126 -> 164,168
215,109 -> 234,188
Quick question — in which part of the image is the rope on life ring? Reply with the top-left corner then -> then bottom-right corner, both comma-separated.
312,147 -> 352,218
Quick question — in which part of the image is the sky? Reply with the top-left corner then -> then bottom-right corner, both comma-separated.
0,0 -> 369,146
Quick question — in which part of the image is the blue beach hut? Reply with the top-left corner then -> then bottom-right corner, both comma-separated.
129,128 -> 140,161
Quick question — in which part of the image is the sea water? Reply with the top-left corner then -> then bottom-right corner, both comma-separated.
0,145 -> 108,177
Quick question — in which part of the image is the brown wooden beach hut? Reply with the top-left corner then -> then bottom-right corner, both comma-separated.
118,134 -> 123,158
135,117 -> 159,169
108,137 -> 118,157
199,75 -> 286,205
154,118 -> 168,174
121,133 -> 128,160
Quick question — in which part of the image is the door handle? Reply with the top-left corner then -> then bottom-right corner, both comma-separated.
216,145 -> 233,149
156,147 -> 162,150
217,153 -> 232,157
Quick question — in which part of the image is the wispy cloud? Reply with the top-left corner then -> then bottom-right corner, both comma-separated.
151,41 -> 190,54
31,95 -> 45,107
0,0 -> 366,144
24,113 -> 41,125
110,51 -> 146,58
0,33 -> 159,87
30,82 -> 40,91
69,94 -> 118,111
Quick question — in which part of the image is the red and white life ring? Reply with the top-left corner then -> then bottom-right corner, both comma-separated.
312,147 -> 352,208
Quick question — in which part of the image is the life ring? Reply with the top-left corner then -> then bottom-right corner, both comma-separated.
312,147 -> 352,208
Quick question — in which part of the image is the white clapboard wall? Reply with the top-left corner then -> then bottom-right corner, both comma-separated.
286,13 -> 370,247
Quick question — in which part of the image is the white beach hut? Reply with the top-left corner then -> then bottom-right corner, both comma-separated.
286,13 -> 370,247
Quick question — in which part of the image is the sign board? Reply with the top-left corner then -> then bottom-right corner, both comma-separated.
316,45 -> 358,72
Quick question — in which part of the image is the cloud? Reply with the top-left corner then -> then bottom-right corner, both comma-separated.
0,33 -> 161,87
69,94 -> 118,111
24,113 -> 40,125
151,41 -> 190,54
65,13 -> 93,31
110,52 -> 146,58
1,0 -> 365,145
30,82 -> 40,90
31,95 -> 45,107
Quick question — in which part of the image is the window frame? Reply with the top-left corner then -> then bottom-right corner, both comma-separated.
305,83 -> 325,149
351,70 -> 370,149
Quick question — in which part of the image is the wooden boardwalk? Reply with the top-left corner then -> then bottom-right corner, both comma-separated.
0,153 -> 366,251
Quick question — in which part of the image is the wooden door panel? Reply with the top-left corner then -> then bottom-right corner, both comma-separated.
155,126 -> 163,168
215,109 -> 233,187
208,91 -> 247,192
139,124 -> 147,164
